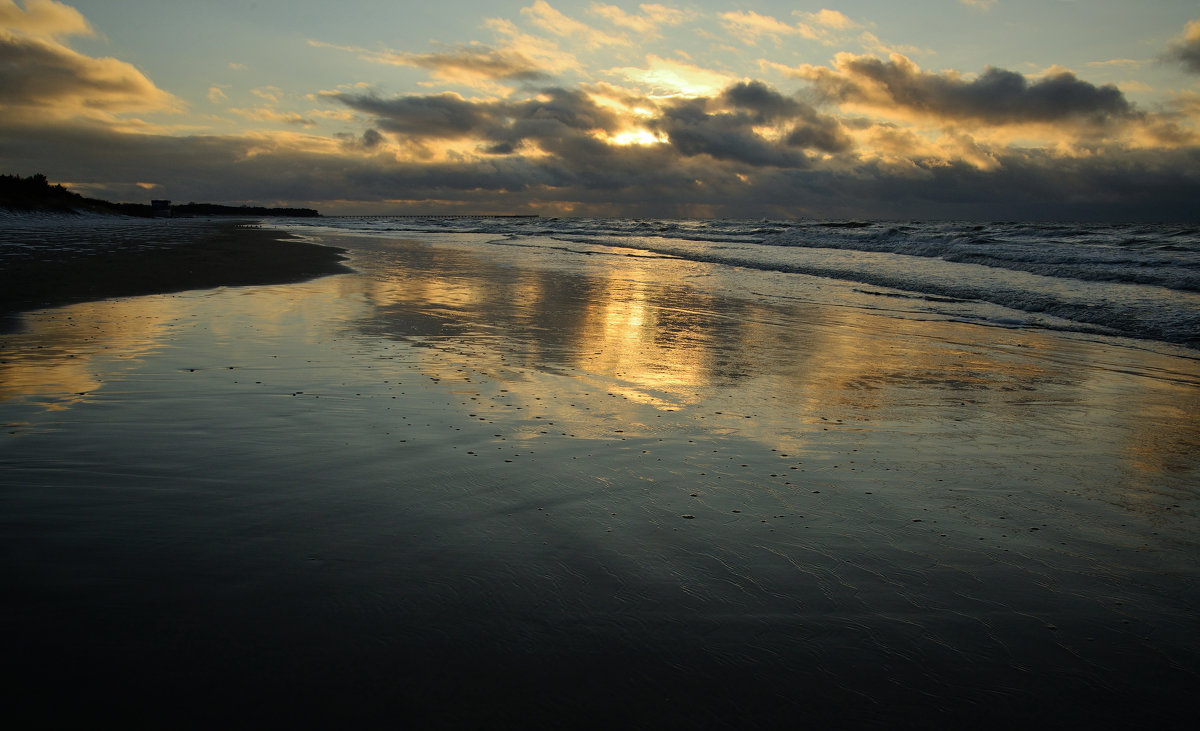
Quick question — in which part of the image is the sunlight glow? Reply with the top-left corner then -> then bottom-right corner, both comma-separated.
610,129 -> 665,146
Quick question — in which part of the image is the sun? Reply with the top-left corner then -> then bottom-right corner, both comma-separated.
608,129 -> 666,146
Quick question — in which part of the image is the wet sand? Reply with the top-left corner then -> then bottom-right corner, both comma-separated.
1,225 -> 1198,729
0,215 -> 350,322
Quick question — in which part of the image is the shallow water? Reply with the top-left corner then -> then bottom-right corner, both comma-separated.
3,230 -> 1198,727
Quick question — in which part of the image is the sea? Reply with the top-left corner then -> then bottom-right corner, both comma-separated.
280,216 -> 1200,351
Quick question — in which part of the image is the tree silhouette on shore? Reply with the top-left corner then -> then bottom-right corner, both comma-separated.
1,173 -> 319,217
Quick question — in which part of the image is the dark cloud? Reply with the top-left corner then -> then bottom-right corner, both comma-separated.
1165,21 -> 1200,73
361,128 -> 384,148
337,92 -> 494,137
809,55 -> 1133,125
650,82 -> 852,166
333,87 -> 621,153
336,128 -> 385,150
720,80 -> 806,121
654,97 -> 810,167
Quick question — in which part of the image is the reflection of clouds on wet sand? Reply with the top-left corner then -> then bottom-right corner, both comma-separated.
0,297 -> 184,411
0,275 -> 367,419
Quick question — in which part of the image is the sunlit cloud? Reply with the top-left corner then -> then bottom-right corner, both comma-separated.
857,31 -> 932,58
589,2 -> 688,36
230,107 -> 317,128
483,17 -> 583,75
251,86 -> 284,103
605,55 -> 735,97
0,30 -> 180,120
607,128 -> 664,145
797,9 -> 860,30
1087,58 -> 1150,69
720,8 -> 862,47
207,85 -> 229,104
521,0 -> 629,49
719,10 -> 807,45
310,39 -> 551,89
0,0 -> 180,123
802,53 -> 1134,127
0,0 -> 91,38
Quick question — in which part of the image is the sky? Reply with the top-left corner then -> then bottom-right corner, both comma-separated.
1,0 -> 1199,220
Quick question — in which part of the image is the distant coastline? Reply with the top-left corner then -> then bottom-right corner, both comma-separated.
0,173 -> 319,218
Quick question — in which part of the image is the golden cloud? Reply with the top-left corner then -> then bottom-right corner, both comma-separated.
521,0 -> 629,49
0,0 -> 91,38
0,30 -> 180,119
589,2 -> 688,36
0,2 -> 179,122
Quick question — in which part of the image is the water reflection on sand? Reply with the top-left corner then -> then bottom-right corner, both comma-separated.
0,297 -> 184,411
350,235 -> 1200,477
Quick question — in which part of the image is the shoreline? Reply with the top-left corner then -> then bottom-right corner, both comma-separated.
0,216 -> 351,323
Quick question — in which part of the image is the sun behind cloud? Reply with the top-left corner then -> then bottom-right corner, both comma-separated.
0,1 -> 1197,219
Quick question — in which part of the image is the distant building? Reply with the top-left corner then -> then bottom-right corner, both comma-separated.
151,199 -> 171,217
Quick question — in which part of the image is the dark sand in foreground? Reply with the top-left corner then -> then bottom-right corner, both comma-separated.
0,216 -> 350,320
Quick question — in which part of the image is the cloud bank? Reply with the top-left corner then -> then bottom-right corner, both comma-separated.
1,2 -> 1198,221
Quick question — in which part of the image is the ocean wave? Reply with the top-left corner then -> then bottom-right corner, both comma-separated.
308,216 -> 1200,348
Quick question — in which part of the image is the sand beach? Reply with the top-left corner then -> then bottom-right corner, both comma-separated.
1,216 -> 1197,728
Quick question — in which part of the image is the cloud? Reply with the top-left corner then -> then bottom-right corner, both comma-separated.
1,2 -> 1195,222
329,78 -> 854,173
521,0 -> 628,48
720,8 -> 861,46
310,39 -> 552,87
335,127 -> 385,151
330,87 -> 622,159
793,9 -> 860,31
333,92 -> 498,139
0,1 -> 178,121
803,53 -> 1133,126
5,114 -> 1196,221
483,17 -> 583,75
1165,19 -> 1200,73
719,10 -> 807,44
0,30 -> 179,118
251,86 -> 284,103
605,55 -> 735,97
394,46 -> 551,82
589,3 -> 687,36
230,107 -> 317,128
645,81 -> 853,168
720,81 -> 853,152
0,0 -> 91,38
653,97 -> 810,168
